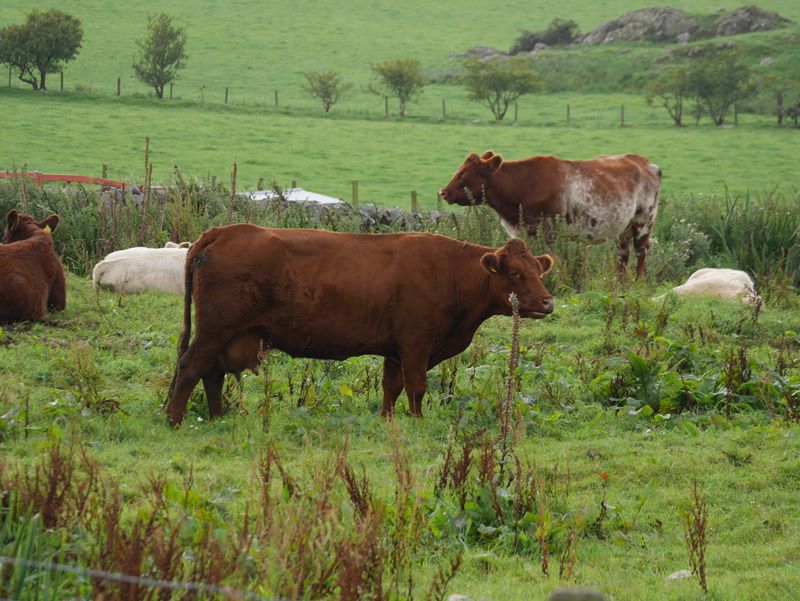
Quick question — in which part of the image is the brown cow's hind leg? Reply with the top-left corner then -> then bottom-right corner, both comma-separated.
381,357 -> 404,416
168,338 -> 226,426
633,225 -> 652,278
203,364 -> 226,419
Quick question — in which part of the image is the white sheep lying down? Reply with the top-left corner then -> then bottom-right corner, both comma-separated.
92,242 -> 190,295
670,268 -> 761,304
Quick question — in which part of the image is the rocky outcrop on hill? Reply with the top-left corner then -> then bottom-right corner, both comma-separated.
581,7 -> 697,44
713,5 -> 792,36
580,5 -> 791,45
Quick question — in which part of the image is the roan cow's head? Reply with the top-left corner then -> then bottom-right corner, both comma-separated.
439,150 -> 503,206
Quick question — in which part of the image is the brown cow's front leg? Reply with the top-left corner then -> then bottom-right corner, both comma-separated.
401,354 -> 429,417
202,364 -> 226,419
381,357 -> 403,416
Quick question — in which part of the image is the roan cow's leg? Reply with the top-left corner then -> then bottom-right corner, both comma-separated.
202,363 -> 226,419
381,357 -> 404,416
616,227 -> 634,277
632,222 -> 653,278
168,336 -> 227,426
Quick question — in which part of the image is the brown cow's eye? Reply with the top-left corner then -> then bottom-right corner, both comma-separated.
510,270 -> 522,280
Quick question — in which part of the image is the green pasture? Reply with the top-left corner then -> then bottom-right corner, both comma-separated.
1,270 -> 799,600
2,88 -> 798,209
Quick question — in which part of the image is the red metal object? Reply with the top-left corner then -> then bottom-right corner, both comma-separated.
0,171 -> 131,190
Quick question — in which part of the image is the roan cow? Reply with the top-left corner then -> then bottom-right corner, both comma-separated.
670,268 -> 761,305
92,243 -> 190,295
0,209 -> 66,322
166,226 -> 554,426
439,151 -> 662,276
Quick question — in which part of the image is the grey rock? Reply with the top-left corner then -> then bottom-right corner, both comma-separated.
760,57 -> 774,66
666,569 -> 693,580
447,595 -> 472,601
548,588 -> 608,601
676,32 -> 690,44
459,46 -> 507,61
713,5 -> 792,36
581,7 -> 698,44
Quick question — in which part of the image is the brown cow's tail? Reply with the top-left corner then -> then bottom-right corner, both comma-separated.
165,243 -> 201,408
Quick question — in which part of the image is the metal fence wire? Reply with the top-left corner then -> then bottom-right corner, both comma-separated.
0,555 -> 286,601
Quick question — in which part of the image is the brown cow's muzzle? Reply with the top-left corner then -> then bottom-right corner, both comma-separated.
523,295 -> 554,319
439,188 -> 454,203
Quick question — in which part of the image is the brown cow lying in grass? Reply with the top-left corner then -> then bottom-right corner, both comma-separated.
440,151 -> 662,276
166,226 -> 554,426
0,210 -> 66,323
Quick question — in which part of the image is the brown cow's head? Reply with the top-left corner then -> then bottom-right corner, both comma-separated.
439,150 -> 503,206
3,210 -> 60,244
481,238 -> 554,318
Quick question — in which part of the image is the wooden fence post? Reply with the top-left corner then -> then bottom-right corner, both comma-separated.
274,90 -> 279,108
291,179 -> 297,189
514,101 -> 518,122
437,193 -> 442,212
116,77 -> 121,96
225,87 -> 229,104
411,190 -> 418,212
169,82 -> 173,99
442,98 -> 446,119
60,71 -> 63,92
351,180 -> 359,207
8,66 -> 11,88
734,104 -> 739,126
102,164 -> 108,179
566,104 -> 570,124
620,104 -> 625,127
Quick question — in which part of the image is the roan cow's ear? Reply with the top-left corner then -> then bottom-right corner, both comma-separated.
536,254 -> 554,276
481,251 -> 504,275
481,150 -> 495,159
486,154 -> 503,172
39,215 -> 60,234
467,152 -> 480,165
6,209 -> 19,232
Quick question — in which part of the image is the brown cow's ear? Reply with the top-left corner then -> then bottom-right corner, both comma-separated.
467,152 -> 480,164
39,215 -> 60,234
486,154 -> 502,172
536,254 -> 554,276
6,209 -> 19,232
480,252 -> 505,275
481,150 -> 495,159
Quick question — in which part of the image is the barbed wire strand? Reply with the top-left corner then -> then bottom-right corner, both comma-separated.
0,555 -> 285,601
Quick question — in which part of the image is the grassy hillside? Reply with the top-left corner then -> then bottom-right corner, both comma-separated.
2,0 -> 799,97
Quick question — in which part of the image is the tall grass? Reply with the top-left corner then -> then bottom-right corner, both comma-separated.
2,180 -> 798,291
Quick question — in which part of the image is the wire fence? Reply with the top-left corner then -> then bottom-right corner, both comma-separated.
0,555 -> 285,601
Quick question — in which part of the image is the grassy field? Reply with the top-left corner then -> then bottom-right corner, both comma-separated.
2,1 -> 800,599
1,268 -> 799,600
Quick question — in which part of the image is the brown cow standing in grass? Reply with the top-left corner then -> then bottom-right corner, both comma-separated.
166,226 -> 554,426
439,151 -> 662,276
0,210 -> 66,322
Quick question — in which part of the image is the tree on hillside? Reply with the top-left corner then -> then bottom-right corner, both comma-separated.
462,57 -> 542,121
0,9 -> 83,92
687,49 -> 755,126
302,70 -> 352,112
369,58 -> 425,117
133,14 -> 188,99
646,66 -> 691,126
760,73 -> 798,127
